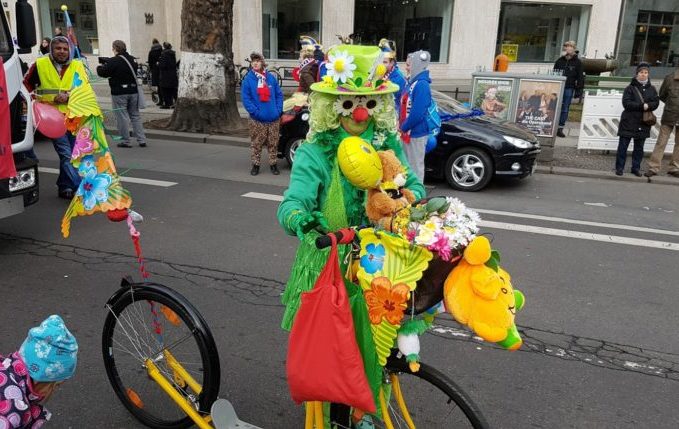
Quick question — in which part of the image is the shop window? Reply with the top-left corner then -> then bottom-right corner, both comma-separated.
630,10 -> 679,67
353,0 -> 453,63
262,0 -> 322,60
496,2 -> 591,63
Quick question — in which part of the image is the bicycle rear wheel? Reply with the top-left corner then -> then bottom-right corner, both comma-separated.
332,356 -> 489,429
102,283 -> 221,429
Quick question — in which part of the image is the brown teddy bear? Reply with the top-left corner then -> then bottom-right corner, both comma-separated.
365,150 -> 416,230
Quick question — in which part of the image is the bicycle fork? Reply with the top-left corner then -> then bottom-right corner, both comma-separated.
303,374 -> 415,429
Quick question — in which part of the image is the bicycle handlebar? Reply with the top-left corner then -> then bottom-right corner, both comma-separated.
315,228 -> 356,249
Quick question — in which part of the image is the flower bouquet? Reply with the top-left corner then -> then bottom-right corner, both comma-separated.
395,197 -> 481,261
392,197 -> 482,313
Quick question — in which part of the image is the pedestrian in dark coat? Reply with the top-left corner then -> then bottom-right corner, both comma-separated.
158,42 -> 178,108
615,62 -> 659,176
147,39 -> 162,87
554,41 -> 584,137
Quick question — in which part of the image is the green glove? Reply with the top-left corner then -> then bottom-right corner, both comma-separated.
288,211 -> 329,241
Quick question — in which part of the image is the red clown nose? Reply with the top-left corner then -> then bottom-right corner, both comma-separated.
352,106 -> 370,123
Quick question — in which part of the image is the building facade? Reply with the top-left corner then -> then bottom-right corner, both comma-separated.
7,0 -> 679,79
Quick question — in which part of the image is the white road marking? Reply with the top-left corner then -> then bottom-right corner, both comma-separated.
480,220 -> 679,252
39,167 -> 177,187
473,208 -> 679,237
242,192 -> 284,202
584,202 -> 610,207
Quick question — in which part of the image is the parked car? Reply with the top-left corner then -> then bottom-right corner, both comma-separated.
427,90 -> 541,191
279,90 -> 541,192
277,105 -> 309,165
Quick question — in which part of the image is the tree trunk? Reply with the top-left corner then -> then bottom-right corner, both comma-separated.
166,0 -> 242,133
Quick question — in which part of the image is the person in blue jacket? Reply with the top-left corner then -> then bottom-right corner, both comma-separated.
241,52 -> 284,176
399,50 -> 432,182
379,39 -> 407,112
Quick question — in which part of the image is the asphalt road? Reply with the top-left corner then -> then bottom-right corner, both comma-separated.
1,138 -> 678,428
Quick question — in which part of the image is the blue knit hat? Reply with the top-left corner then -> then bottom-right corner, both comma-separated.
19,315 -> 78,382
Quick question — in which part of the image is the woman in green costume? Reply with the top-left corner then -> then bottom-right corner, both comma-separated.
277,44 -> 425,330
277,44 -> 425,427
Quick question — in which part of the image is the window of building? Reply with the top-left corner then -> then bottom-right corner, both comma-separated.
37,0 -> 98,54
353,0 -> 453,63
630,10 -> 679,67
496,2 -> 591,63
262,0 -> 322,60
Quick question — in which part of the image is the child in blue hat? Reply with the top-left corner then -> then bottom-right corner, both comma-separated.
1,315 -> 78,428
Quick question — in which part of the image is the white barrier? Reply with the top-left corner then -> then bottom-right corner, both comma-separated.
578,91 -> 676,153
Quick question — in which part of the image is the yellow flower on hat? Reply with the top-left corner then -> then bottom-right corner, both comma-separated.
326,50 -> 357,83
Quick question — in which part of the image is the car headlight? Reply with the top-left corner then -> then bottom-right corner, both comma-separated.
9,169 -> 36,192
301,112 -> 310,121
503,135 -> 531,149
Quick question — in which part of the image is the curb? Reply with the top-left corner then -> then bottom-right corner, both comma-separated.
535,165 -> 679,186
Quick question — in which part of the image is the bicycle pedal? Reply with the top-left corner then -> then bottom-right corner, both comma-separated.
211,398 -> 262,429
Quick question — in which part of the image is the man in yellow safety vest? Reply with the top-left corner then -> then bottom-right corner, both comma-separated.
24,36 -> 86,199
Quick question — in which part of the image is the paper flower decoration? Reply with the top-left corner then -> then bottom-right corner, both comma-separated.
326,50 -> 356,83
365,277 -> 410,325
360,243 -> 385,274
77,169 -> 113,211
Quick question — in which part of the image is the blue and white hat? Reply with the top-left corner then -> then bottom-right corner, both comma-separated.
19,315 -> 78,382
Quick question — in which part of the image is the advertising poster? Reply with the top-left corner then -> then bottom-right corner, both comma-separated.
514,79 -> 562,137
501,44 -> 519,62
471,77 -> 515,121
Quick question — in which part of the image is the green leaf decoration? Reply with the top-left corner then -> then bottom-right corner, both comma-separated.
491,249 -> 501,263
426,198 -> 446,213
375,79 -> 384,87
410,207 -> 427,221
486,254 -> 500,272
354,77 -> 363,87
438,201 -> 451,214
372,320 -> 399,366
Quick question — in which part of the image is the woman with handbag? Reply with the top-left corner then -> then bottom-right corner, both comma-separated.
615,62 -> 659,176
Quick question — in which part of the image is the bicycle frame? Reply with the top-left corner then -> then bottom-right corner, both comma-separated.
145,349 -> 215,429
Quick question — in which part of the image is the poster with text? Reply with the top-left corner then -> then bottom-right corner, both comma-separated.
471,77 -> 515,121
514,79 -> 562,137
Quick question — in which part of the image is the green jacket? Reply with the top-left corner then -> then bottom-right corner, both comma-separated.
659,70 -> 679,126
276,122 -> 425,330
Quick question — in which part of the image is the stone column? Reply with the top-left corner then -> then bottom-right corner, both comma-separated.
448,0 -> 501,78
322,0 -> 354,48
233,0 -> 263,64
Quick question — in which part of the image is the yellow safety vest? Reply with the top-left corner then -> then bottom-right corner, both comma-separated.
35,57 -> 88,113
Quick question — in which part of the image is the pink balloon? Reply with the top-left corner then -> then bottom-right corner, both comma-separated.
33,103 -> 66,139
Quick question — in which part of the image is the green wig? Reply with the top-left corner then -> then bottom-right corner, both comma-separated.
307,92 -> 398,141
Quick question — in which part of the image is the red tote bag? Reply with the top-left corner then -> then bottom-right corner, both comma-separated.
286,234 -> 376,413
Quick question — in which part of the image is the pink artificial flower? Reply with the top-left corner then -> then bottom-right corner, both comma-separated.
71,127 -> 94,159
430,232 -> 452,261
406,229 -> 417,242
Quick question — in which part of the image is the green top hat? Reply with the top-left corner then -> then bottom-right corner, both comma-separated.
311,44 -> 399,96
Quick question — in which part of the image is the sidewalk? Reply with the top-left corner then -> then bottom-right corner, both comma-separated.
91,81 -> 679,187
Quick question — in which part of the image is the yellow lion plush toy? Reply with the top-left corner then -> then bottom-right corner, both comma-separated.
443,236 -> 525,350
365,150 -> 416,230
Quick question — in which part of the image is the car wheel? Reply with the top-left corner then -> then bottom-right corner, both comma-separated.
444,147 -> 493,191
286,138 -> 303,166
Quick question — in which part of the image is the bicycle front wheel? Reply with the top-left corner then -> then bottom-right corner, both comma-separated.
102,283 -> 221,429
337,357 -> 489,429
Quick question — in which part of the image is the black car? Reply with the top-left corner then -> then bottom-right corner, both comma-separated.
427,90 -> 540,191
279,91 -> 540,192
278,106 -> 309,165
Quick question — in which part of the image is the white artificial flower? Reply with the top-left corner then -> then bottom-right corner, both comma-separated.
326,50 -> 357,83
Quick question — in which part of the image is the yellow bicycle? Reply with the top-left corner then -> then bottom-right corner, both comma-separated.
102,277 -> 260,429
